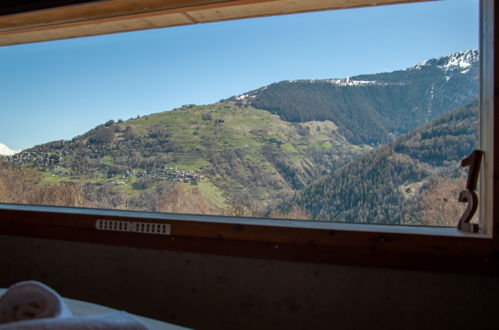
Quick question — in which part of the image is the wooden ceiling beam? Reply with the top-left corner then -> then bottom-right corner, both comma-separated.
0,0 -> 432,46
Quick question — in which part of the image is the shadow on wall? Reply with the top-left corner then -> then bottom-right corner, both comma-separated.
0,234 -> 498,330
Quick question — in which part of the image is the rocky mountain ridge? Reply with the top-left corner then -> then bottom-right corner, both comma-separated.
235,50 -> 478,145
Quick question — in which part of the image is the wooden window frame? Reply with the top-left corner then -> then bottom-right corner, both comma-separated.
0,0 -> 497,274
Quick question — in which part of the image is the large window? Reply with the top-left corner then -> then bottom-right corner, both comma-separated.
0,0 -> 486,230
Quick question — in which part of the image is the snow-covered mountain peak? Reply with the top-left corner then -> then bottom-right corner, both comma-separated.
413,50 -> 479,73
0,143 -> 18,156
442,50 -> 478,69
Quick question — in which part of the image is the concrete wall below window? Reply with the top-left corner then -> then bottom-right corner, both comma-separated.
0,234 -> 498,330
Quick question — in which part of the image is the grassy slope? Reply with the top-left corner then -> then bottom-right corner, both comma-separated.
119,102 -> 367,209
29,101 -> 368,213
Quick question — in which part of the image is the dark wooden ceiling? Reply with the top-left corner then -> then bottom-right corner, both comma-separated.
0,0 -> 100,16
0,0 -> 432,46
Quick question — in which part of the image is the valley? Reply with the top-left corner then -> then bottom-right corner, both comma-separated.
0,50 -> 480,225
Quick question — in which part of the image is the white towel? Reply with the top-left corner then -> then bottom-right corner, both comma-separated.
0,312 -> 149,330
0,281 -> 72,323
0,281 -> 149,330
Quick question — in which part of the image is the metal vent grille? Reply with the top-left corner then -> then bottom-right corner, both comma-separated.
95,219 -> 171,235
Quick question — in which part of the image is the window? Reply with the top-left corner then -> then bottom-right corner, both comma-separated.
0,0 -> 482,226
0,0 -> 496,270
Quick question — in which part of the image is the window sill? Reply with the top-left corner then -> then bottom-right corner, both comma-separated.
0,203 -> 487,237
0,203 -> 496,275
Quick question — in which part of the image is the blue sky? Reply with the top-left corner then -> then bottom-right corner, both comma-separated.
0,0 -> 478,150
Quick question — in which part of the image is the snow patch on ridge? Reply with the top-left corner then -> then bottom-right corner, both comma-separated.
327,78 -> 387,86
235,93 -> 256,101
275,78 -> 402,87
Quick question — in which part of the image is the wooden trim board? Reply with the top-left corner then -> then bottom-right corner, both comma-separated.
0,0 -> 432,45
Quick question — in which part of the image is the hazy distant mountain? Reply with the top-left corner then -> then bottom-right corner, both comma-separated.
240,50 -> 478,145
0,143 -> 17,156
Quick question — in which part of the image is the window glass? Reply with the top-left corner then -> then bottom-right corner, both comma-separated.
0,0 -> 479,226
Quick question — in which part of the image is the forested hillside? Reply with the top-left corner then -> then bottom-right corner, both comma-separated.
277,101 -> 478,225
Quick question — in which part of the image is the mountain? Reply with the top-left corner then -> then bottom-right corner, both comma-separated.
276,100 -> 478,225
0,143 -> 17,156
0,50 -> 479,223
7,103 -> 367,213
241,50 -> 478,145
